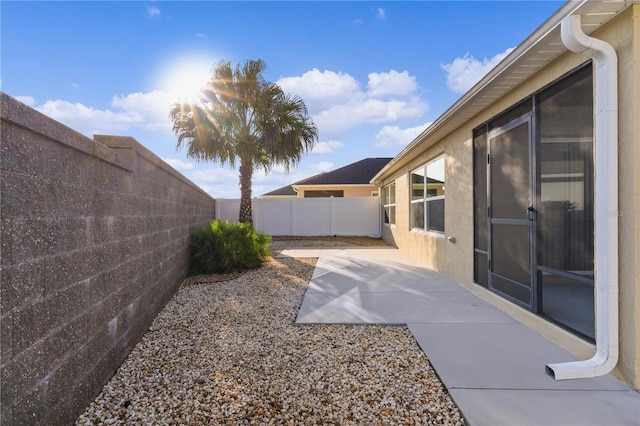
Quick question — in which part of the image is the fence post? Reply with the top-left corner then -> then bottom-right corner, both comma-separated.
329,196 -> 335,236
291,197 -> 297,236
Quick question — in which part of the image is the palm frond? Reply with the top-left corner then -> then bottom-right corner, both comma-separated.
169,58 -> 318,218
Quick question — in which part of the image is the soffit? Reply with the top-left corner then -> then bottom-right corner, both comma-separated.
373,0 -> 635,183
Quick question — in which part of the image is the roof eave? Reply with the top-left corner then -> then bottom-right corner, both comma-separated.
372,0 -> 634,185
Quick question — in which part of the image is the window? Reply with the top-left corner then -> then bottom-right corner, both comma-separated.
383,183 -> 396,225
304,190 -> 344,198
411,156 -> 445,233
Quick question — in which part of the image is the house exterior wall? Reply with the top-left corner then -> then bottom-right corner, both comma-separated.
611,4 -> 640,391
295,185 -> 378,198
380,6 -> 639,389
261,194 -> 296,199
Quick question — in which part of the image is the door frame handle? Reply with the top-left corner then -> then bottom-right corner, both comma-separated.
527,206 -> 536,220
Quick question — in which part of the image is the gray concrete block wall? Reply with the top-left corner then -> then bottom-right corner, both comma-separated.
0,93 -> 217,425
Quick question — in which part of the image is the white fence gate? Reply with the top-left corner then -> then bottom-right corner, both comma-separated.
216,197 -> 381,237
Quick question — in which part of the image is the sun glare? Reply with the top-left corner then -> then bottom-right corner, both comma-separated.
159,56 -> 213,102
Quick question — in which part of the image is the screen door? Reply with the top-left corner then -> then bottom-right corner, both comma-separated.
488,114 -> 535,309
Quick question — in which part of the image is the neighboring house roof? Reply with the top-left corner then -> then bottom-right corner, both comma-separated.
295,158 -> 392,186
262,184 -> 298,197
261,158 -> 392,197
372,0 -> 635,184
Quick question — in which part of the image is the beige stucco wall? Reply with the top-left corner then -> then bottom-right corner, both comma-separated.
380,5 -> 639,389
610,4 -> 640,391
295,185 -> 378,198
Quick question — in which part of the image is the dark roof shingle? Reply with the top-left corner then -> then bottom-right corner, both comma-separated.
295,158 -> 392,186
261,158 -> 392,197
261,184 -> 297,197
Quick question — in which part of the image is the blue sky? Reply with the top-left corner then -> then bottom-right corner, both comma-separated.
1,1 -> 564,198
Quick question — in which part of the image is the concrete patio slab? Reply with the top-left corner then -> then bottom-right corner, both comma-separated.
275,248 -> 324,258
276,246 -> 391,260
296,247 -> 514,324
307,252 -> 467,294
297,290 -> 516,324
290,246 -> 640,425
449,388 -> 640,426
407,323 -> 628,391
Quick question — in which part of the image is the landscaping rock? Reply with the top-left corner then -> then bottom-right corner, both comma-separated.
76,239 -> 464,425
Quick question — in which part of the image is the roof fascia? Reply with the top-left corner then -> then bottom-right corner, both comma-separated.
294,184 -> 378,188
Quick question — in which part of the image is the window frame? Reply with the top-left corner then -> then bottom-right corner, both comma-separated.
303,190 -> 344,198
410,155 -> 445,234
382,182 -> 396,226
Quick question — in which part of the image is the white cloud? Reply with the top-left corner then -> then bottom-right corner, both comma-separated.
188,168 -> 241,198
277,68 -> 428,138
374,122 -> 432,149
311,140 -> 344,154
376,8 -> 386,20
36,100 -> 140,135
196,33 -> 206,38
442,48 -> 514,94
31,89 -> 174,137
15,96 -> 36,106
191,168 -> 238,184
110,90 -> 173,131
277,69 -> 362,113
71,83 -> 80,90
367,70 -> 417,98
313,97 -> 426,136
145,5 -> 160,18
161,157 -> 194,171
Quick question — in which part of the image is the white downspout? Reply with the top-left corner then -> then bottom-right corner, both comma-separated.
546,14 -> 619,380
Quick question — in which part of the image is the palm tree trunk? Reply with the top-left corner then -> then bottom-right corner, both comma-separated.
238,158 -> 254,224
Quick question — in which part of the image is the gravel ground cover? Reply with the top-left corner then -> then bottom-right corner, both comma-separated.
76,237 -> 464,425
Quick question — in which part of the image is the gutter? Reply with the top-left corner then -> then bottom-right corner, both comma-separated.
545,14 -> 619,380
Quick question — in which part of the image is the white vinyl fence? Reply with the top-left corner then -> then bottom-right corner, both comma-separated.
216,197 -> 381,237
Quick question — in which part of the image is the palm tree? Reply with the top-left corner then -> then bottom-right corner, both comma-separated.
170,59 -> 318,223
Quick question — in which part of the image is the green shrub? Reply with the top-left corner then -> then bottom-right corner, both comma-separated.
189,220 -> 272,275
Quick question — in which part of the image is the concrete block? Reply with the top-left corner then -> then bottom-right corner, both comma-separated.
0,397 -> 13,426
83,244 -> 110,277
40,310 -> 92,369
43,252 -> 86,296
12,299 -> 52,355
0,121 -> 16,171
88,346 -> 120,395
83,274 -> 112,309
42,384 -> 91,426
1,338 -> 48,408
65,217 -> 92,252
1,312 -> 13,363
5,218 -> 64,263
5,125 -> 49,177
0,220 -> 12,267
85,217 -> 109,245
45,282 -> 90,331
44,351 -> 91,409
11,381 -> 45,426
0,259 -> 45,313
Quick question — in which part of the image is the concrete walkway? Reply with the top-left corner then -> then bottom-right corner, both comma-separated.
278,247 -> 640,426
